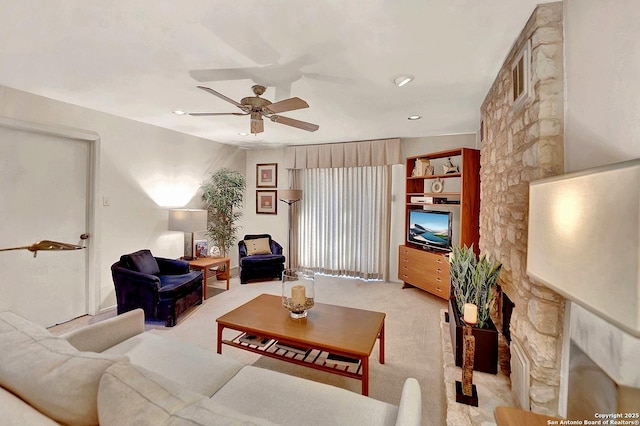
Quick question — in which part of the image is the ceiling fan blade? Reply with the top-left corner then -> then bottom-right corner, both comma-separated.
196,86 -> 246,109
270,115 -> 319,132
250,118 -> 264,134
264,97 -> 309,114
188,112 -> 248,116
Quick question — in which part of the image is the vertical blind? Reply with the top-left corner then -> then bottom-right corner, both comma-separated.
296,165 -> 391,280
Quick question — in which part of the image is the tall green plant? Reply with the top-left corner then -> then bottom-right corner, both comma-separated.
449,245 -> 502,328
201,168 -> 246,258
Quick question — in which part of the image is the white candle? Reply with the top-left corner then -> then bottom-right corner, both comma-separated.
291,285 -> 306,306
463,303 -> 478,325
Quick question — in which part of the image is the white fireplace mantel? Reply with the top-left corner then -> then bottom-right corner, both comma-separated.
570,302 -> 640,388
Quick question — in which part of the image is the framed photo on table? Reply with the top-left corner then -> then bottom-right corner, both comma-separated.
256,163 -> 277,188
256,190 -> 277,214
194,239 -> 208,258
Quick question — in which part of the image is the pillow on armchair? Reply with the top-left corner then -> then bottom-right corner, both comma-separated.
121,250 -> 160,275
245,238 -> 272,256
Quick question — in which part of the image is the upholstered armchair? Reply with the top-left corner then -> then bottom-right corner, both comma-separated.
238,234 -> 286,284
111,249 -> 203,327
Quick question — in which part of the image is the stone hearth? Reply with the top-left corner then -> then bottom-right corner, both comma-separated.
441,310 -> 515,425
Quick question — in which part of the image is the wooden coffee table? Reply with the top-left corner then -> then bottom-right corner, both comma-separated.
216,293 -> 385,395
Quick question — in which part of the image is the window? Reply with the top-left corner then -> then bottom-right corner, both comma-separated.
512,40 -> 530,107
295,166 -> 391,280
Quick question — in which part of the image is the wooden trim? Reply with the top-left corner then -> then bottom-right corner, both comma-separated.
494,407 -> 562,426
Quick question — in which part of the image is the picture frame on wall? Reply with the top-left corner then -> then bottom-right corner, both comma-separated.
256,163 -> 277,188
256,190 -> 277,214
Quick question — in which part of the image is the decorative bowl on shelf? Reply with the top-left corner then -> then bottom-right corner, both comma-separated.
282,269 -> 315,319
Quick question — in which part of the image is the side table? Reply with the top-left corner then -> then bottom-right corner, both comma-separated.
186,257 -> 231,299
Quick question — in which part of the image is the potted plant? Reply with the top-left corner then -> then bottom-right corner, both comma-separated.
448,244 -> 502,374
201,168 -> 246,279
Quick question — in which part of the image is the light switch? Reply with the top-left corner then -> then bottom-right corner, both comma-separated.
103,197 -> 110,206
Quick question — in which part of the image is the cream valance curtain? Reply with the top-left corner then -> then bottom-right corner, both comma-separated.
284,138 -> 401,170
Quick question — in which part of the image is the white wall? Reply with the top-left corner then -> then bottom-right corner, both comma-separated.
559,1 -> 640,414
242,148 -> 290,257
0,85 -> 245,313
564,0 -> 640,172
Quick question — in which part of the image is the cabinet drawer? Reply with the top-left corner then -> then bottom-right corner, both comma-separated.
420,279 -> 450,298
423,253 -> 449,269
398,245 -> 450,300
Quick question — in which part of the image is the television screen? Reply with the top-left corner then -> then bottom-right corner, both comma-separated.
407,209 -> 452,250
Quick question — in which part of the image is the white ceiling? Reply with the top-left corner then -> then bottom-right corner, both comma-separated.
0,1 -> 552,148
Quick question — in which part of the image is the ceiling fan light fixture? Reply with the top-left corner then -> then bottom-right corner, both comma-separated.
393,75 -> 414,87
191,85 -> 319,135
407,115 -> 422,120
172,110 -> 187,115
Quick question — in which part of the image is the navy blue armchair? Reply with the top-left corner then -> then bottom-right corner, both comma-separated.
111,249 -> 203,327
238,234 -> 285,284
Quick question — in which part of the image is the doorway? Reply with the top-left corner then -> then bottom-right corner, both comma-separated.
0,117 -> 99,326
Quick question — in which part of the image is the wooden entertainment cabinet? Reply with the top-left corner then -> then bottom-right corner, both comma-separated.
399,148 -> 480,299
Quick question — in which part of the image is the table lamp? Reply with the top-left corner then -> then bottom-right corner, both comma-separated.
527,158 -> 640,337
168,209 -> 208,260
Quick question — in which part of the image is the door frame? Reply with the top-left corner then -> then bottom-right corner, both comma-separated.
0,116 -> 101,315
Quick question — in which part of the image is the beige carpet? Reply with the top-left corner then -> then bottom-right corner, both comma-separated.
145,274 -> 448,426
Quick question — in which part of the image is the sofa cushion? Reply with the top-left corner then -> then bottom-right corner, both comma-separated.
98,361 -> 200,425
0,387 -> 60,426
174,397 -> 280,426
0,311 -> 128,426
210,366 -> 398,426
124,249 -> 160,275
103,332 -> 243,396
245,237 -> 272,255
98,362 -> 278,426
158,271 -> 202,299
240,254 -> 285,267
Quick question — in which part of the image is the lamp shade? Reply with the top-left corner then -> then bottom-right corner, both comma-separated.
526,159 -> 640,337
168,209 -> 207,232
279,189 -> 303,202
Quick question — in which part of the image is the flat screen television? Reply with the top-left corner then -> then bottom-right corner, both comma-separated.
407,209 -> 452,250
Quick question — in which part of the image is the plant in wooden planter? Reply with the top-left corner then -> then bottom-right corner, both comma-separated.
448,245 -> 502,374
201,168 -> 246,279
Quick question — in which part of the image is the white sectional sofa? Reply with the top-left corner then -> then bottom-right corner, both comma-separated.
0,309 -> 422,425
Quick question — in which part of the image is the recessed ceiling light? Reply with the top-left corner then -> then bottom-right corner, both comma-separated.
408,115 -> 421,120
172,110 -> 187,115
238,132 -> 249,136
393,75 -> 414,87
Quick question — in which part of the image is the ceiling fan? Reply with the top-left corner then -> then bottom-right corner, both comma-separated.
188,85 -> 319,135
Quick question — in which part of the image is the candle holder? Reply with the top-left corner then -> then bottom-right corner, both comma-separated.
282,269 -> 315,319
456,317 -> 479,406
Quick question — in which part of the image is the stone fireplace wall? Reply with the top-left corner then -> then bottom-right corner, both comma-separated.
479,3 -> 565,415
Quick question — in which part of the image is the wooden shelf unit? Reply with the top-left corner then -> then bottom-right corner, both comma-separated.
399,147 -> 481,299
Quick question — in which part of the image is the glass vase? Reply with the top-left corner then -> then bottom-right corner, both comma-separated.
282,269 -> 315,319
